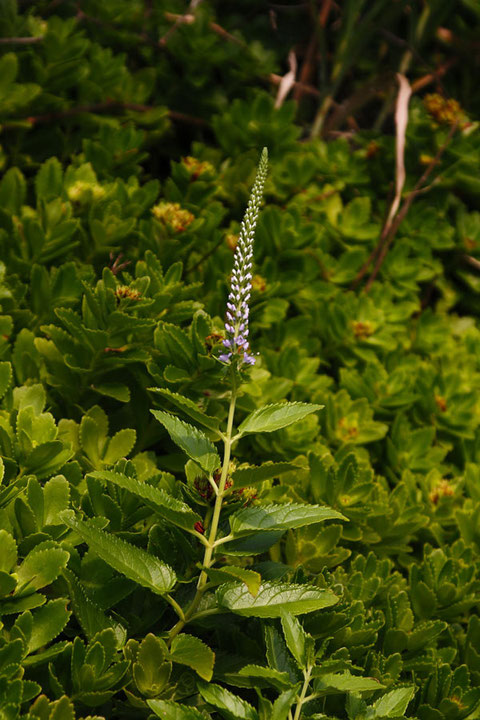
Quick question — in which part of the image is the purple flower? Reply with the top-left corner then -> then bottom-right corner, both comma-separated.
219,149 -> 268,367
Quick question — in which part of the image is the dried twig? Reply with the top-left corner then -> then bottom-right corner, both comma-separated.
464,256 -> 480,272
4,100 -> 206,128
269,73 -> 319,98
384,74 -> 412,234
274,50 -> 297,108
0,36 -> 44,44
363,121 -> 458,292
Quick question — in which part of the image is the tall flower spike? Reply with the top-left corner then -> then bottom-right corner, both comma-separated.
219,148 -> 268,367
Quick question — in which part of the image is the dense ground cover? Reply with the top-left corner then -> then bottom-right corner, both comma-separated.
2,1 -> 480,718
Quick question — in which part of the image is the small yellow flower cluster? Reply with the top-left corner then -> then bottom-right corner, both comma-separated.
182,156 -> 215,179
429,479 -> 454,505
151,202 -> 195,232
67,181 -> 105,204
225,233 -> 238,251
435,395 -> 447,412
115,286 -> 141,301
352,320 -> 374,339
251,274 -> 267,292
423,93 -> 464,127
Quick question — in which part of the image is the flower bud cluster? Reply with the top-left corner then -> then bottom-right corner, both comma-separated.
219,148 -> 268,367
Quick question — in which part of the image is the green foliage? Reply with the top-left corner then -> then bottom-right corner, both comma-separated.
0,0 -> 480,717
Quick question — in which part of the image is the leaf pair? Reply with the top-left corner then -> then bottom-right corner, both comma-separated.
151,395 -> 324,474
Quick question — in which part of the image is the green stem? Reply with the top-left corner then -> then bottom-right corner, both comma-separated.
168,371 -> 238,642
293,666 -> 313,720
165,593 -> 185,621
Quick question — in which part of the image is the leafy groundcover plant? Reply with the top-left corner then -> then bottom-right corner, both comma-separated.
0,151 -> 424,720
3,2 -> 480,719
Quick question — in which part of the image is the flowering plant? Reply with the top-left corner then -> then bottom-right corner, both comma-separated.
220,147 -> 268,367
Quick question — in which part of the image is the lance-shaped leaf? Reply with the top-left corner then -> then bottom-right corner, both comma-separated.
237,402 -> 323,437
372,687 -> 415,717
148,699 -> 210,719
62,568 -> 126,645
217,581 -> 338,618
238,665 -> 293,691
230,503 -> 347,537
149,387 -> 221,435
232,461 -> 301,489
281,610 -> 314,670
151,409 -> 220,474
314,671 -> 385,694
89,470 -> 202,533
170,634 -> 215,681
271,686 -> 299,720
60,511 -> 176,595
203,565 -> 261,597
0,361 -> 12,400
197,681 -> 259,720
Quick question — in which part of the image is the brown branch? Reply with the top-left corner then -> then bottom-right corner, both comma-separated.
410,59 -> 456,93
363,122 -> 458,292
0,36 -> 44,45
464,255 -> 480,272
269,73 -> 319,98
4,100 -> 206,128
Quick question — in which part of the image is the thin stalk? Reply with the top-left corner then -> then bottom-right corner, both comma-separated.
165,593 -> 185,621
293,666 -> 313,720
168,371 -> 237,642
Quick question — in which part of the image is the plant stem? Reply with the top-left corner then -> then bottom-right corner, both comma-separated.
168,371 -> 237,642
293,666 -> 313,720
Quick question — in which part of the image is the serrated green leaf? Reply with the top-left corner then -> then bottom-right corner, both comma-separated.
103,428 -> 136,464
0,361 -> 12,400
43,475 -> 70,526
198,680 -> 258,720
0,53 -> 18,93
265,625 -> 300,683
62,568 -> 125,645
35,157 -> 63,202
373,687 -> 415,717
238,665 -> 293,691
170,634 -> 215,681
134,633 -> 171,696
163,365 -> 191,383
316,671 -> 385,694
230,503 -> 346,536
92,383 -> 131,403
222,530 -> 284,556
0,592 -> 46,615
281,611 -> 312,669
271,686 -> 299,720
60,511 -> 176,595
204,565 -> 261,597
151,409 -> 220,474
27,598 -> 71,653
51,696 -> 77,720
232,461 -> 301,489
149,387 -> 221,434
0,529 -> 17,572
23,441 -> 74,479
155,321 -> 195,369
237,402 -> 323,437
90,470 -> 202,532
15,545 -> 70,597
148,699 -> 206,719
217,582 -> 338,617
0,570 -> 16,597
